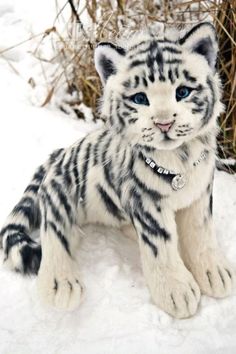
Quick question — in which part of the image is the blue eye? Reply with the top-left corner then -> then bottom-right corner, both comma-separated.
131,92 -> 149,105
176,86 -> 192,101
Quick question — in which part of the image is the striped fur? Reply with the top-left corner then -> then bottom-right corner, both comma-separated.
0,23 -> 234,318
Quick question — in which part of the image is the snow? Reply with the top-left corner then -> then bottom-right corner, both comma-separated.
0,1 -> 236,353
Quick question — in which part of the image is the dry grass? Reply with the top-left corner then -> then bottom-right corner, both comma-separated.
1,0 -> 235,159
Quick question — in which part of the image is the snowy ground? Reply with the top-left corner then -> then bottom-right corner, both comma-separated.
0,1 -> 236,354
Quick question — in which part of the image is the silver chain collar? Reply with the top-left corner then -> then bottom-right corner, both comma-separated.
144,150 -> 209,191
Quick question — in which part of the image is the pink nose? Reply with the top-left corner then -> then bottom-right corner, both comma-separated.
155,121 -> 174,133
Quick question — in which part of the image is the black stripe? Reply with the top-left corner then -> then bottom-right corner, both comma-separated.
20,244 -> 42,275
142,76 -> 148,87
128,39 -> 176,60
5,232 -> 35,257
134,208 -> 170,240
12,196 -> 40,227
141,233 -> 158,257
101,136 -> 113,164
183,69 -> 197,83
156,49 -> 164,71
134,75 -> 140,88
33,165 -> 46,183
165,59 -> 182,64
109,93 -> 115,126
128,151 -> 135,170
132,172 -> 162,200
162,46 -> 181,54
97,42 -> 126,56
128,118 -> 138,124
0,223 -> 27,237
201,77 -> 215,126
135,144 -> 156,153
93,131 -> 110,165
131,190 -> 169,240
191,96 -> 205,107
55,151 -> 66,176
103,161 -> 117,194
148,73 -> 155,83
175,67 -> 179,79
123,101 -> 137,113
47,221 -> 71,256
41,195 -> 47,231
195,84 -> 203,92
119,149 -> 127,169
202,97 -> 210,123
168,69 -> 174,83
63,148 -> 74,189
117,111 -> 125,128
192,108 -> 204,114
20,196 -> 35,205
49,148 -> 64,164
116,100 -> 125,129
24,184 -> 39,194
198,134 -> 210,145
128,40 -> 150,53
179,22 -> 216,45
128,44 -> 154,59
73,137 -> 86,203
80,143 -> 92,206
12,205 -> 36,226
40,186 -> 64,224
51,179 -> 73,224
157,39 -> 175,44
159,75 -> 166,82
209,193 -> 213,215
122,79 -> 131,88
129,59 -> 146,68
147,56 -> 156,82
97,184 -> 124,221
54,279 -> 58,292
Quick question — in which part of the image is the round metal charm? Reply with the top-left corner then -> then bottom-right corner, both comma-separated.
171,174 -> 187,191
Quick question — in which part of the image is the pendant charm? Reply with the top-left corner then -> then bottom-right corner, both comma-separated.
171,174 -> 187,191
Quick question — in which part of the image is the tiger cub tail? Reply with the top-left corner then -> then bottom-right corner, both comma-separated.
0,148 -> 64,275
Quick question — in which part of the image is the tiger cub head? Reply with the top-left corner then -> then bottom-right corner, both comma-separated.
95,22 -> 223,150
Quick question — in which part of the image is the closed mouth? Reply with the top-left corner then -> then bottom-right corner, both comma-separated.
163,133 -> 173,141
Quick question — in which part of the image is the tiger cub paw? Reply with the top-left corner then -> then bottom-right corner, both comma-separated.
37,266 -> 83,311
189,251 -> 235,298
148,264 -> 201,319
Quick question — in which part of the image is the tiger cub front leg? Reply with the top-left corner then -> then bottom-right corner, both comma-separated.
37,174 -> 83,310
133,205 -> 200,318
176,187 -> 235,298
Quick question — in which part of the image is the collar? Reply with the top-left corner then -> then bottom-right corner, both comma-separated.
140,150 -> 209,191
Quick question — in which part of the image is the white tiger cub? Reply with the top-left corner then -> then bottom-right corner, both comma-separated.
0,22 -> 234,318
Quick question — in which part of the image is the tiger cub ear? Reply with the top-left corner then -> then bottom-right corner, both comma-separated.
94,42 -> 126,85
179,22 -> 218,71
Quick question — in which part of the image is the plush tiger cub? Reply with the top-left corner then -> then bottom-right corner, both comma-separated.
0,22 -> 234,318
